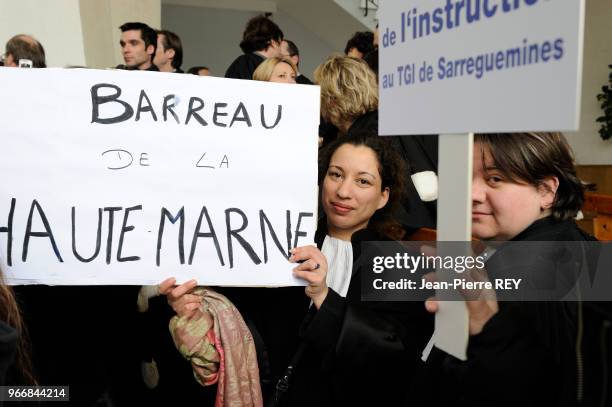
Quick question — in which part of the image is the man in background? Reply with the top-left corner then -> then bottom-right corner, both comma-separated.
154,29 -> 183,73
282,39 -> 312,84
2,34 -> 46,68
225,14 -> 284,80
119,22 -> 158,71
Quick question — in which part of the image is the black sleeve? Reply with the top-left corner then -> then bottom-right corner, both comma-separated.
437,302 -> 577,406
466,301 -> 576,366
299,289 -> 346,356
296,75 -> 313,85
224,54 -> 262,80
0,322 -> 17,386
395,135 -> 438,174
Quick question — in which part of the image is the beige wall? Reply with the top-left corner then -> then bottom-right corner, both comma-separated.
0,0 -> 86,67
81,0 -> 161,68
161,4 -> 336,78
79,0 -> 114,68
108,0 -> 161,67
565,0 -> 612,165
0,0 -> 160,69
278,0 -> 366,52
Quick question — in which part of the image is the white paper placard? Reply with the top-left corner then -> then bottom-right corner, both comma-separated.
0,68 -> 320,286
379,0 -> 585,135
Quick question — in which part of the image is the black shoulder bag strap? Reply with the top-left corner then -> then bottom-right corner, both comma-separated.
266,341 -> 307,407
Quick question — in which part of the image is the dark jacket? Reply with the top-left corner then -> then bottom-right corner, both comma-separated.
296,74 -> 313,85
116,63 -> 159,72
225,53 -> 265,80
287,225 -> 432,407
420,217 -> 598,407
347,110 -> 438,230
0,321 -> 17,387
13,285 -> 146,406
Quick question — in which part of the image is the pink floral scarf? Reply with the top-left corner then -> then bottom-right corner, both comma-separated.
169,288 -> 263,407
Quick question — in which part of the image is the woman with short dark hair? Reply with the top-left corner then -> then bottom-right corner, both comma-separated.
474,132 -> 585,224
424,132 -> 598,407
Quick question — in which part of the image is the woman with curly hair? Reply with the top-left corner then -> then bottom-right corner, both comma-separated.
283,133 -> 432,406
315,55 -> 439,231
162,133 -> 432,406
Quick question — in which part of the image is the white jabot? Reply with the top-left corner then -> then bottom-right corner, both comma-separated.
321,235 -> 353,297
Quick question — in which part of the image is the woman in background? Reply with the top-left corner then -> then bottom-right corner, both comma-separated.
315,55 -> 439,231
252,57 -> 297,84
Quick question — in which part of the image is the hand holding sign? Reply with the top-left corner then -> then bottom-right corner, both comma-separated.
290,245 -> 329,309
0,68 -> 320,286
421,245 -> 498,336
159,277 -> 202,318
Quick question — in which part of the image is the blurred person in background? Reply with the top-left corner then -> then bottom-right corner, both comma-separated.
154,30 -> 183,73
281,39 -> 313,84
344,31 -> 374,59
252,56 -> 297,84
225,14 -> 284,80
187,66 -> 210,76
2,34 -> 46,68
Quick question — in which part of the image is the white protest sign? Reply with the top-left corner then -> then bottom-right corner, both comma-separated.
0,68 -> 320,286
379,0 -> 585,135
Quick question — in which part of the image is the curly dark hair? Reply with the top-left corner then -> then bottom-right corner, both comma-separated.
319,133 -> 406,239
344,31 -> 375,56
239,14 -> 284,54
475,132 -> 589,221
